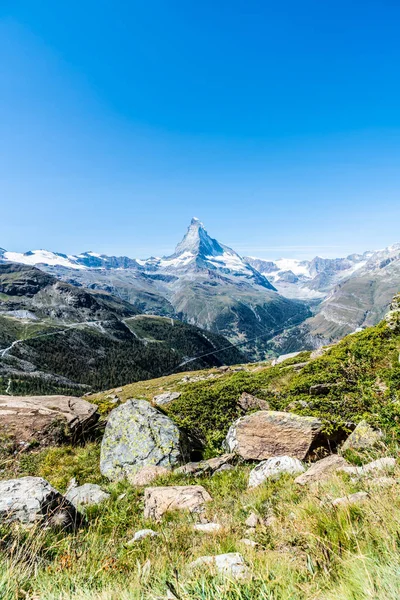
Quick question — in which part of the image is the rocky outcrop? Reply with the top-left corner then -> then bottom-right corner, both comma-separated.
144,485 -> 212,521
0,477 -> 81,529
237,392 -> 270,412
0,395 -> 99,447
100,399 -> 189,481
248,456 -> 304,488
225,411 -> 323,460
341,421 -> 383,452
295,455 -> 349,486
65,483 -> 110,508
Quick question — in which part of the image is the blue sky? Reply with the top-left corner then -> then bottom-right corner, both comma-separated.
1,0 -> 400,260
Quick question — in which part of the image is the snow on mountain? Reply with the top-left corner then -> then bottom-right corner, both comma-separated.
3,250 -> 87,270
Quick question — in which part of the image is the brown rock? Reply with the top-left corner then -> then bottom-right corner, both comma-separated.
237,392 -> 270,412
144,485 -> 212,521
225,411 -> 323,461
128,465 -> 170,486
0,395 -> 99,446
295,455 -> 349,486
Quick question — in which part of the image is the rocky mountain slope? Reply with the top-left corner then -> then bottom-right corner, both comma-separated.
1,297 -> 399,600
1,220 -> 311,359
0,263 -> 244,395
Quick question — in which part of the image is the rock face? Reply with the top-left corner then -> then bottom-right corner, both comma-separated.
128,465 -> 170,486
65,484 -> 110,508
0,477 -> 81,529
0,395 -> 99,446
225,411 -> 323,460
152,391 -> 181,407
143,485 -> 212,521
190,553 -> 250,580
341,420 -> 383,452
295,455 -> 349,486
100,399 -> 189,481
248,456 -> 305,488
237,392 -> 270,412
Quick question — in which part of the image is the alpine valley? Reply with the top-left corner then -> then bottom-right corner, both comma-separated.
1,218 -> 400,393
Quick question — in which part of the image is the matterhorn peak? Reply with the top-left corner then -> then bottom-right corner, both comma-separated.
173,218 -> 224,258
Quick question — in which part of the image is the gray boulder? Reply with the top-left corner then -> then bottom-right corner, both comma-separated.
100,399 -> 189,481
153,391 -> 181,407
0,477 -> 81,529
341,420 -> 383,452
248,456 -> 305,488
65,483 -> 110,508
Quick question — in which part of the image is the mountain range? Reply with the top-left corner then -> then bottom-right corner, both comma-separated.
0,262 -> 244,395
1,219 -> 400,361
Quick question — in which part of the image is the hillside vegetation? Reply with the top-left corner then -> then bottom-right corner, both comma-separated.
0,264 -> 244,396
0,298 -> 399,599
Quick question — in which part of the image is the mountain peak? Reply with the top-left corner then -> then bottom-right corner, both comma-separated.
174,219 -> 224,258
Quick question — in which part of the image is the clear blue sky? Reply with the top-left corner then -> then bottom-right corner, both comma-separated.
1,0 -> 400,260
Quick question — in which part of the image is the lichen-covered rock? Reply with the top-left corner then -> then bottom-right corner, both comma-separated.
0,395 -> 99,447
100,399 -> 189,481
341,420 -> 382,452
225,411 -> 323,460
144,485 -> 212,521
248,456 -> 305,488
295,455 -> 349,486
152,391 -> 181,407
0,477 -> 81,530
65,483 -> 110,508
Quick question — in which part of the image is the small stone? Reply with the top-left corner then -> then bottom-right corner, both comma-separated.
190,553 -> 250,580
332,491 -> 369,507
65,483 -> 110,508
248,456 -> 305,488
193,522 -> 221,533
367,477 -> 397,489
144,485 -> 212,521
245,512 -> 260,528
127,529 -> 159,544
128,466 -> 170,486
240,538 -> 258,547
153,392 -> 181,407
340,457 -> 396,477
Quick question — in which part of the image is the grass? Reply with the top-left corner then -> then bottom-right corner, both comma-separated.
1,309 -> 400,598
1,458 -> 400,599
